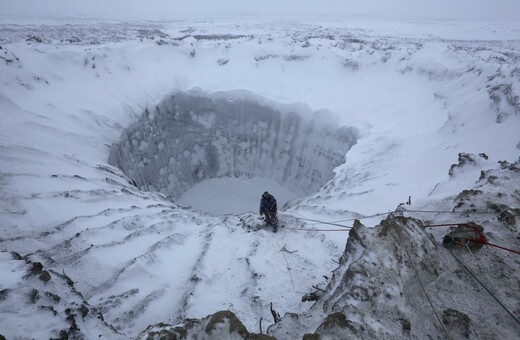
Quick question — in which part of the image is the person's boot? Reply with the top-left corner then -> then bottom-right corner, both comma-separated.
273,225 -> 278,233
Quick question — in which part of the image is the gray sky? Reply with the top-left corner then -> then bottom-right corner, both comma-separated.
2,0 -> 519,20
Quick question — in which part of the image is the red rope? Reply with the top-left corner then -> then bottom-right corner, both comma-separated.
478,241 -> 520,255
424,223 -> 520,255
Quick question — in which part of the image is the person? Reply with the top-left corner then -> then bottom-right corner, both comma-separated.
259,191 -> 278,231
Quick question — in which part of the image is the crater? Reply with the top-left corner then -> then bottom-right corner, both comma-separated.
109,90 -> 357,214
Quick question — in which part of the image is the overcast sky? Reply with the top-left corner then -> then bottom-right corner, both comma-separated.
2,0 -> 519,20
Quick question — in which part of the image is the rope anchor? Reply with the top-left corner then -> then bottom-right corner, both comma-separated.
425,223 -> 520,255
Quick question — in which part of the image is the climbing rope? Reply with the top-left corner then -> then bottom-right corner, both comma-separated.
422,223 -> 520,326
464,243 -> 500,291
277,240 -> 295,290
449,251 -> 520,326
326,212 -> 392,223
402,209 -> 495,215
283,226 -> 351,232
424,223 -> 520,255
275,210 -> 519,255
389,226 -> 452,340
279,214 -> 353,229
280,208 -> 496,231
273,208 -> 520,333
304,209 -> 495,225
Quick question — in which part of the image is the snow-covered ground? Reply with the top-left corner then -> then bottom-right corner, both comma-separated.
1,16 -> 519,339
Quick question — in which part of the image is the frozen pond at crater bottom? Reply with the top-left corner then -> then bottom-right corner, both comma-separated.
177,177 -> 299,215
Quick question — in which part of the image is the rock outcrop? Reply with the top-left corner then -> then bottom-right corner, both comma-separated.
141,310 -> 274,340
269,157 -> 520,339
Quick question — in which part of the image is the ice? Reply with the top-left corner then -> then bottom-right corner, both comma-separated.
177,176 -> 299,215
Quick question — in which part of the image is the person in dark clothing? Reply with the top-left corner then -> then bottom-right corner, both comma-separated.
260,191 -> 278,231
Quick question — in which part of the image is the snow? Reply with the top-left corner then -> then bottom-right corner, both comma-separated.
178,176 -> 299,215
0,252 -> 25,288
0,15 -> 519,339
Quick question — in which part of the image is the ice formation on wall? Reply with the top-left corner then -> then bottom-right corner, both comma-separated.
109,91 -> 358,198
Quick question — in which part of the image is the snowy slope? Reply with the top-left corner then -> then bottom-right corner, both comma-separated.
1,17 -> 520,339
0,252 -> 124,339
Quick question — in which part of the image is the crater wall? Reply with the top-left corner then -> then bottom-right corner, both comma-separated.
109,91 -> 357,199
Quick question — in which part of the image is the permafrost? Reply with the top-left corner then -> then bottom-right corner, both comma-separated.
109,91 -> 357,200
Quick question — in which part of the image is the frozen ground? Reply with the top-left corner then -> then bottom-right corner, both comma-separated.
0,16 -> 519,339
178,177 -> 298,215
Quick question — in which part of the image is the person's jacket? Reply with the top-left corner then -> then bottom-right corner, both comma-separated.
260,194 -> 277,212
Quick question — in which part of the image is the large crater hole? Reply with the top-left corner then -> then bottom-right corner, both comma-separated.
109,90 -> 357,215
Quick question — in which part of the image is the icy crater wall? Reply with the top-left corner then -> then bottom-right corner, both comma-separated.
109,91 -> 357,199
